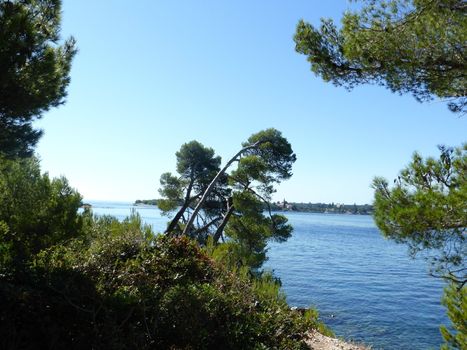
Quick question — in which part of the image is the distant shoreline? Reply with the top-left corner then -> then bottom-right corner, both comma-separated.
133,199 -> 374,215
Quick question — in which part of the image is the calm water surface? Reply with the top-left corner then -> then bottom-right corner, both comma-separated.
89,201 -> 448,350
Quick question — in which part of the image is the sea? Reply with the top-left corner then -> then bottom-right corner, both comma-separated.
88,201 -> 449,350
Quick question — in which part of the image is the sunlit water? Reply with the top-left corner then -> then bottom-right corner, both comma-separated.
88,201 -> 449,350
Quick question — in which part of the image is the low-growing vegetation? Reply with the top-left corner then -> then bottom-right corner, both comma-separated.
0,157 -> 330,349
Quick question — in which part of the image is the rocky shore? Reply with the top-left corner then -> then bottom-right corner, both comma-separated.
305,331 -> 368,350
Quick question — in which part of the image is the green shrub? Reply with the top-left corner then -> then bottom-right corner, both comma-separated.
1,213 -> 322,349
0,156 -> 330,349
0,157 -> 83,271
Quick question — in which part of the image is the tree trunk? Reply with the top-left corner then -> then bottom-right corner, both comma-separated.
182,142 -> 260,236
165,179 -> 194,235
165,201 -> 190,235
192,216 -> 223,236
213,202 -> 234,244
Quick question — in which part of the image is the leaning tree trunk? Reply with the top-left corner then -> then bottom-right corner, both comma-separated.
165,199 -> 191,235
213,202 -> 234,244
182,142 -> 260,236
165,180 -> 194,235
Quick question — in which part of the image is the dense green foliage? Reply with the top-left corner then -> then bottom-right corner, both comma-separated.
373,145 -> 466,285
0,156 -> 83,272
373,145 -> 466,346
157,140 -> 224,235
0,157 -> 327,349
158,129 -> 297,269
440,282 -> 466,350
294,0 -> 466,114
0,0 -> 76,158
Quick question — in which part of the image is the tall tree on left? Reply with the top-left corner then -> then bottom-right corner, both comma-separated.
0,0 -> 76,158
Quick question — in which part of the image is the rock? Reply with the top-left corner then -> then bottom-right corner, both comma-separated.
305,330 -> 368,350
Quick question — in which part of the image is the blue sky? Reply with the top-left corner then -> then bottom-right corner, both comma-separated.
36,0 -> 466,204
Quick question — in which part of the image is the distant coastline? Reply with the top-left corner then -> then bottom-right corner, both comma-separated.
134,199 -> 159,206
134,199 -> 374,215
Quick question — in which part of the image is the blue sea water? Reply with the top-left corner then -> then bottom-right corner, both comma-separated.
88,201 -> 449,350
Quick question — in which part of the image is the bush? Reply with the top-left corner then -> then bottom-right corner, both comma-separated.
1,213 -> 323,349
0,157 -> 83,273
0,157 -> 327,349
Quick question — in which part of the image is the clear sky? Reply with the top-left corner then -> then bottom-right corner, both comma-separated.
35,0 -> 466,204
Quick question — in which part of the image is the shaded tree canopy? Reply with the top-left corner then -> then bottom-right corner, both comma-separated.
158,129 -> 297,269
0,0 -> 76,158
373,145 -> 466,286
157,140 -> 224,235
183,128 -> 296,237
294,0 -> 466,114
